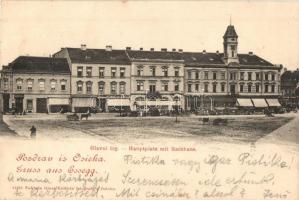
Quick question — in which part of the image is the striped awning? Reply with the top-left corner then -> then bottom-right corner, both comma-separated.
72,98 -> 96,107
107,99 -> 131,106
48,98 -> 69,105
236,98 -> 253,107
252,98 -> 268,108
136,100 -> 177,106
266,99 -> 281,107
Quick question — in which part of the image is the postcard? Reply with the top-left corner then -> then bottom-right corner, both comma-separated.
0,1 -> 298,200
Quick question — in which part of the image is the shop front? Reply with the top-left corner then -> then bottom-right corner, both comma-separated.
106,98 -> 131,112
48,98 -> 70,113
72,97 -> 96,113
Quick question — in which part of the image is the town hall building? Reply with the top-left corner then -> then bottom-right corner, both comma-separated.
1,24 -> 283,113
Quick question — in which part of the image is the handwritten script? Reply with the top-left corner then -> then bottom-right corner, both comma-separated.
0,143 -> 297,200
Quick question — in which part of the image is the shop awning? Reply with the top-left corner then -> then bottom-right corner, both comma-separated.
136,101 -> 178,106
266,99 -> 281,107
48,98 -> 69,105
236,98 -> 253,107
107,99 -> 131,106
72,98 -> 96,107
252,98 -> 268,108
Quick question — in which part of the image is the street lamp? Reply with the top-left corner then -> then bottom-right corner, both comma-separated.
145,89 -> 148,116
175,96 -> 179,123
120,94 -> 124,116
201,88 -> 204,109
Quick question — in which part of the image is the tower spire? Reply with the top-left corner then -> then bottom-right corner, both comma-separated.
230,15 -> 232,25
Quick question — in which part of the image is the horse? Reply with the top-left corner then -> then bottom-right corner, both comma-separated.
80,112 -> 91,120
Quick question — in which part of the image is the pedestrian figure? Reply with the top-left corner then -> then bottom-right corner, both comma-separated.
30,126 -> 36,138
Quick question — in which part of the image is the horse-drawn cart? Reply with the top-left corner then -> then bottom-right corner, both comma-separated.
67,113 -> 79,121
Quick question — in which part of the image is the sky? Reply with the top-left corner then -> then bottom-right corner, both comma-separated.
1,1 -> 299,70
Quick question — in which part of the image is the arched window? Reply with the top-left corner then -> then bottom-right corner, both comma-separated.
86,81 -> 93,94
38,79 -> 45,91
137,65 -> 144,76
110,81 -> 117,95
27,79 -> 33,91
173,96 -> 180,101
247,83 -> 252,93
16,78 -> 23,91
50,79 -> 57,91
77,81 -> 83,92
60,79 -> 67,91
119,82 -> 126,95
98,81 -> 105,95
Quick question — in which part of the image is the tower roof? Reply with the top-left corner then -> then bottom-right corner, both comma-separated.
223,25 -> 238,38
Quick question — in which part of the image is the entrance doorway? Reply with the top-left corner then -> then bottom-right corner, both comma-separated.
15,97 -> 24,113
3,94 -> 10,113
36,98 -> 48,113
98,98 -> 106,112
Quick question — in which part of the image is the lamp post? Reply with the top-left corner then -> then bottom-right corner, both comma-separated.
120,94 -> 124,116
145,89 -> 148,116
208,96 -> 213,111
175,96 -> 179,123
201,88 -> 204,109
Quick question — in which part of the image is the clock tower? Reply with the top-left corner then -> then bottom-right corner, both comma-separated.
223,24 -> 239,64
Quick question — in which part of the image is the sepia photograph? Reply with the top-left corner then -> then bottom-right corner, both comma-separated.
0,1 -> 298,200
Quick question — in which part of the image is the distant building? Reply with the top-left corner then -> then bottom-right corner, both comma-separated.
281,69 -> 299,106
0,56 -> 71,113
53,45 -> 131,112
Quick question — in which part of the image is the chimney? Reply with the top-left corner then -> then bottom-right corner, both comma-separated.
172,48 -> 176,52
139,47 -> 143,51
203,49 -> 206,54
216,50 -> 219,55
81,44 -> 87,50
106,45 -> 112,51
178,49 -> 183,53
150,48 -> 154,51
126,47 -> 131,51
249,51 -> 254,56
161,48 -> 167,52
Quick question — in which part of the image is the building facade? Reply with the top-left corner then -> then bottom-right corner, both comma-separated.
126,48 -> 185,112
0,56 -> 71,113
281,69 -> 299,106
1,24 -> 283,113
53,45 -> 131,112
183,25 -> 282,111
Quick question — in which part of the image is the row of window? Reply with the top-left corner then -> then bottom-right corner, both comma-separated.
76,66 -> 279,82
77,66 -> 126,78
76,66 -> 182,78
187,83 -> 226,93
136,82 -> 180,92
76,81 -> 126,95
186,71 -> 278,81
136,66 -> 181,77
15,79 -> 67,92
187,83 -> 278,93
